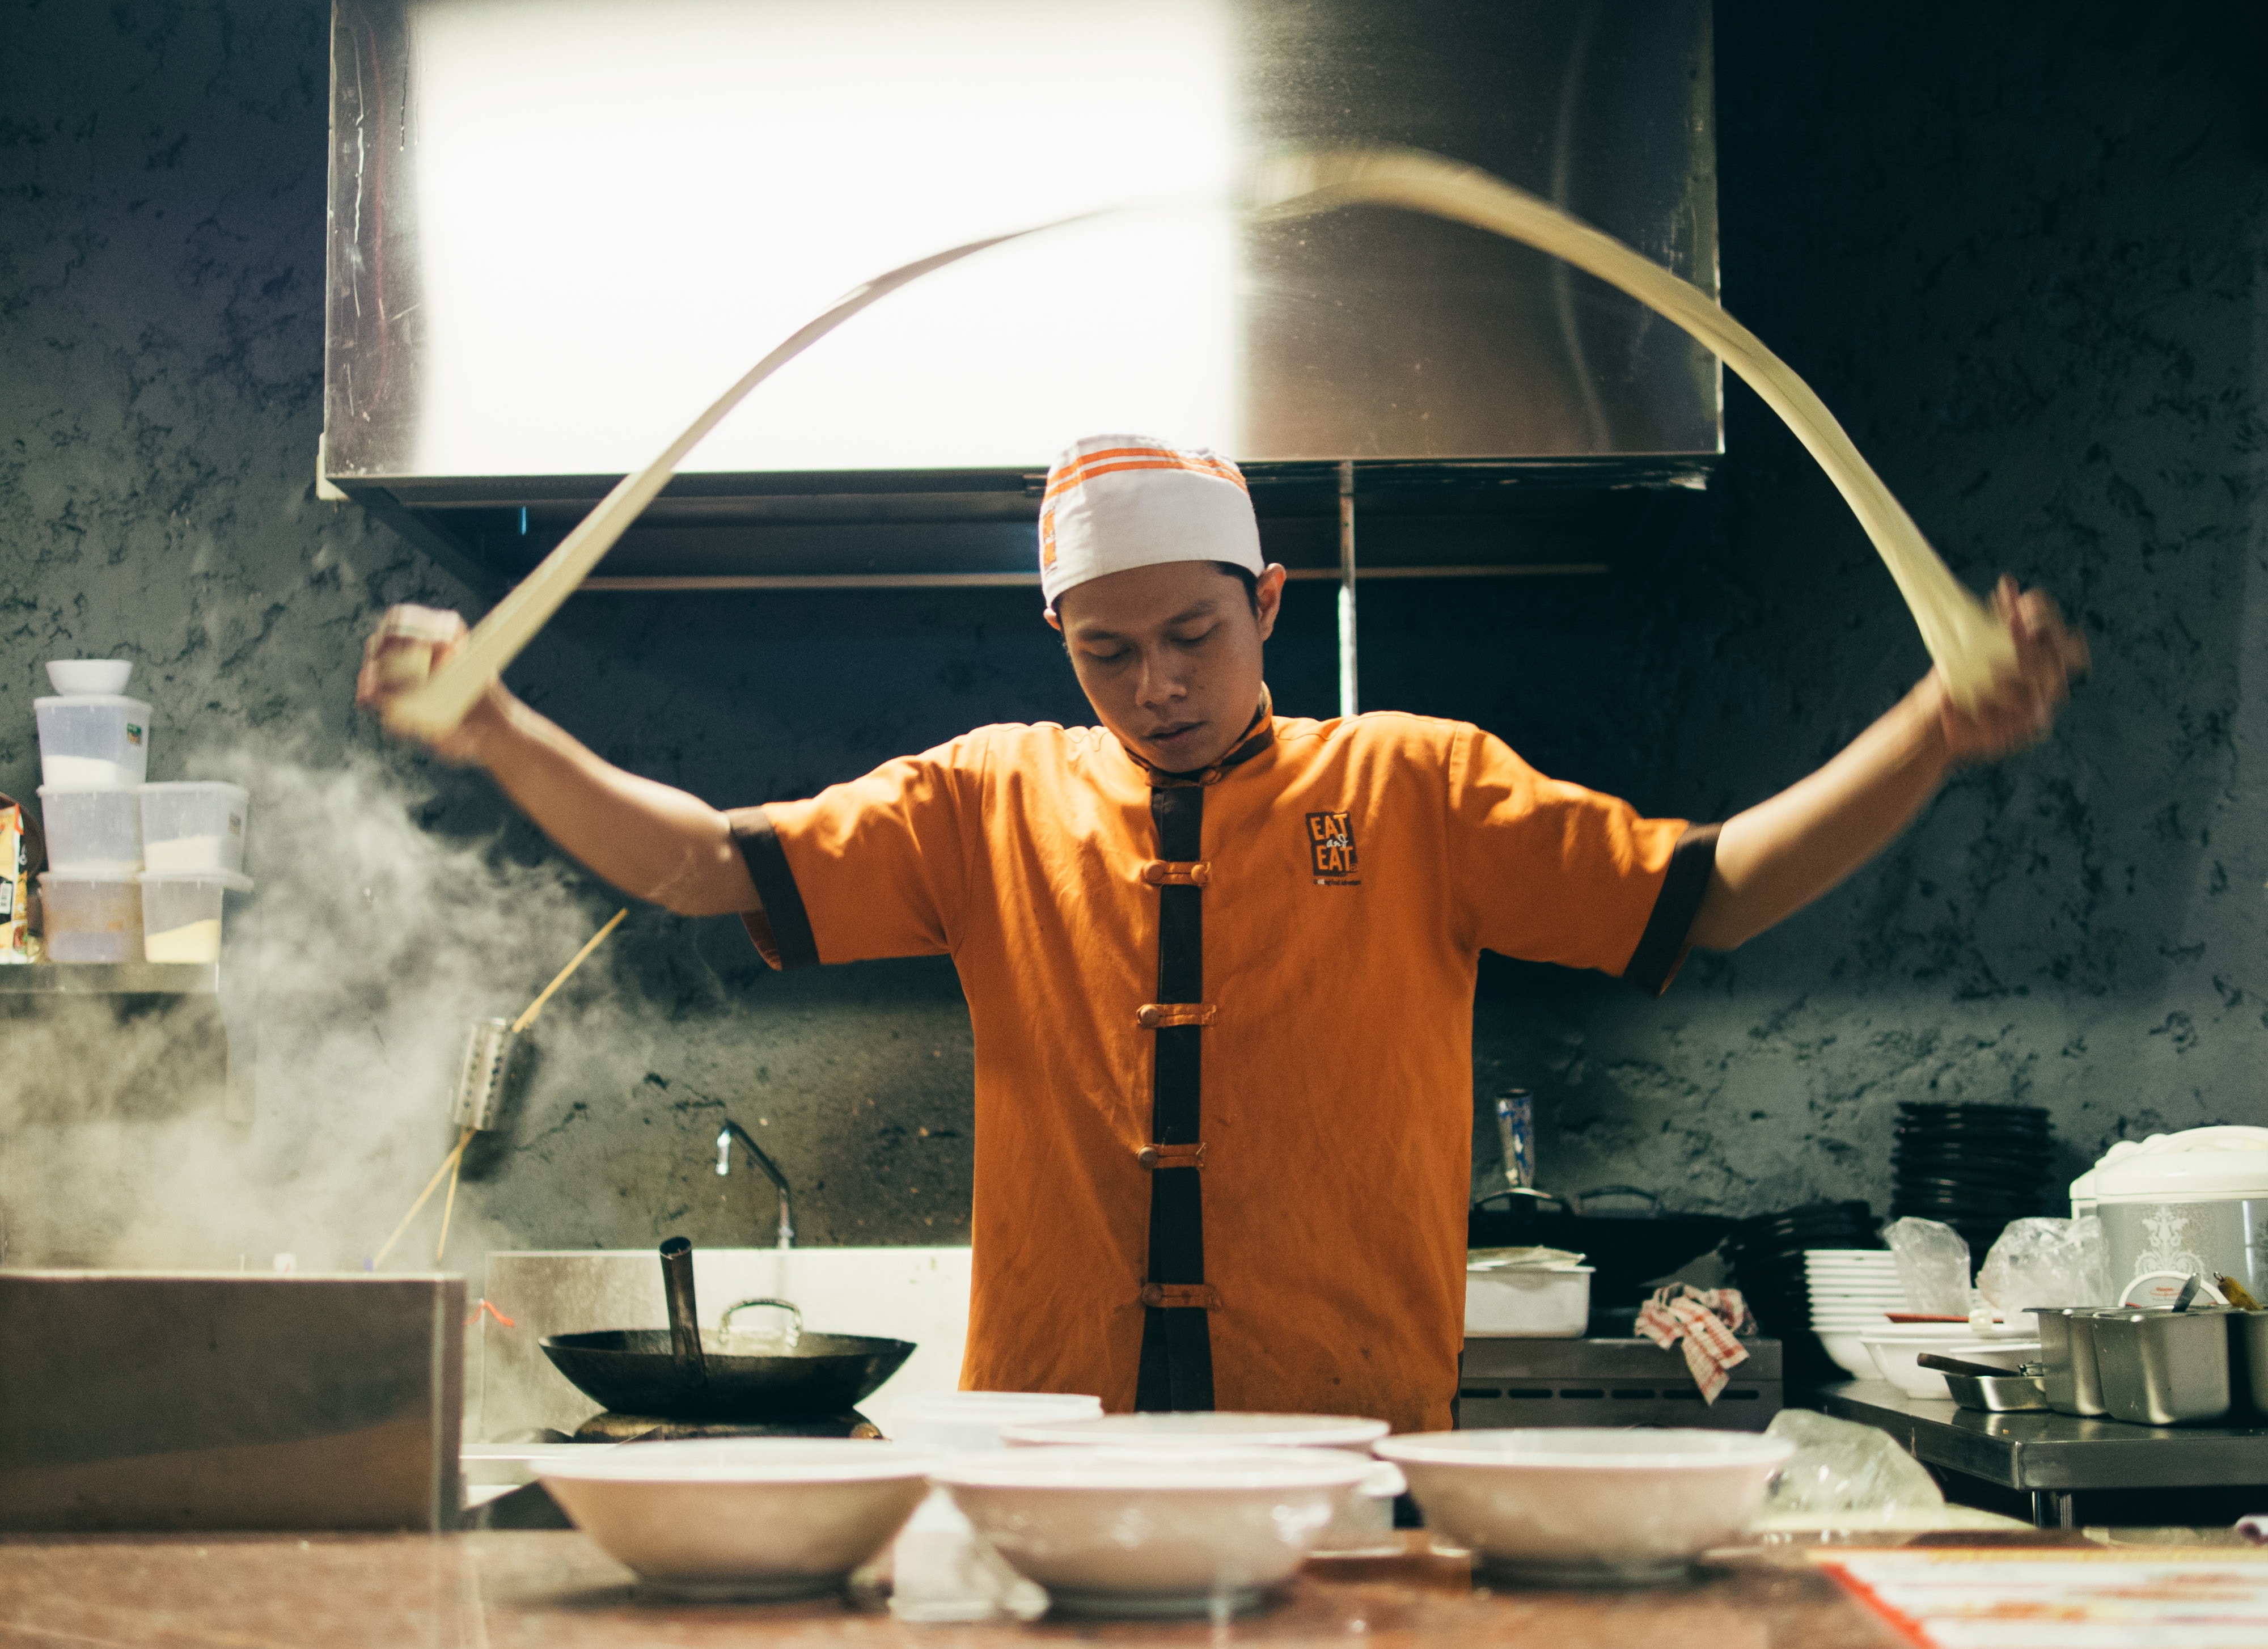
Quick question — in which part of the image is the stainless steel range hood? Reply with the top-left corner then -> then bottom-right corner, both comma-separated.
321,0 -> 1717,589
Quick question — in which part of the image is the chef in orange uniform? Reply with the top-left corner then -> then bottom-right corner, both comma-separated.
361,434 -> 2086,1434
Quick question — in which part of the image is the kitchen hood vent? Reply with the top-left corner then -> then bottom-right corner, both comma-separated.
323,0 -> 1717,588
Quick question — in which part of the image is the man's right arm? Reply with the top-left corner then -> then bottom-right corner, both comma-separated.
356,607 -> 759,917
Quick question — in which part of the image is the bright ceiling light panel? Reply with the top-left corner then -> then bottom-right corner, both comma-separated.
408,0 -> 1239,475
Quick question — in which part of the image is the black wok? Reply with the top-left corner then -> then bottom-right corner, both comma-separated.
540,1326 -> 915,1422
539,1236 -> 915,1422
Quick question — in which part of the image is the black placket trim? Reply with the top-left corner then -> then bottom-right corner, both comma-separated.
1134,783 -> 1214,1411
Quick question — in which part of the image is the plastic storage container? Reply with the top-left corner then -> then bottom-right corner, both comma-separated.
33,695 -> 151,789
1463,1262 -> 1593,1337
39,786 -> 141,872
138,870 -> 253,963
40,871 -> 145,962
139,781 -> 248,874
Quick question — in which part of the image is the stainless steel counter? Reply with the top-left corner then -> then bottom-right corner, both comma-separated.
1817,1380 -> 2268,1527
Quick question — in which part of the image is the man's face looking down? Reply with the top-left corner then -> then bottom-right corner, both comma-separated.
1049,559 -> 1289,773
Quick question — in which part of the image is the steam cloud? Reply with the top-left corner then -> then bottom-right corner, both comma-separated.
0,729 -> 624,1274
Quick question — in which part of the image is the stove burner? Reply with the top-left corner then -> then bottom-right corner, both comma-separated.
571,1409 -> 879,1442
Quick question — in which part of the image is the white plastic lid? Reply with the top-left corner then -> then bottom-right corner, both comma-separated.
32,695 -> 151,712
135,870 -> 254,891
36,785 -> 139,798
2094,1149 -> 2268,1201
1466,1261 -> 1593,1274
39,869 -> 139,885
140,781 -> 249,800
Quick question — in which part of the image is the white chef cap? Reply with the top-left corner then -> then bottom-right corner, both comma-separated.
1039,434 -> 1264,614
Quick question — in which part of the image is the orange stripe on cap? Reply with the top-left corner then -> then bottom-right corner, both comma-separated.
1043,446 -> 1247,503
1047,447 -> 1247,489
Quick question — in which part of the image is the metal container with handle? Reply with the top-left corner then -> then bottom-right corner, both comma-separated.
2033,1306 -> 2110,1417
2090,1306 -> 2232,1427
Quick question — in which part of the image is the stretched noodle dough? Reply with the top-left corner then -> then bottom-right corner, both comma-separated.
391,149 -> 2013,738
1246,150 -> 2015,708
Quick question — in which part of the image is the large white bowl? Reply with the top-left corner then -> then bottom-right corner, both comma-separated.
1375,1429 -> 1795,1587
885,1390 -> 1102,1451
995,1412 -> 1402,1558
998,1411 -> 1389,1451
1816,1331 -> 1878,1379
932,1445 -> 1369,1617
538,1439 -> 936,1600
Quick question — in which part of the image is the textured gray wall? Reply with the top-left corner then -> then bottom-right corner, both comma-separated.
1496,5 -> 2268,1211
1,2 -> 2261,1274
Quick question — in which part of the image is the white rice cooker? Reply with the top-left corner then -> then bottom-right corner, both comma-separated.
2079,1126 -> 2268,1309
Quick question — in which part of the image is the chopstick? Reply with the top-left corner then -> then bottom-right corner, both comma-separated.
435,1129 -> 473,1265
374,1128 -> 474,1269
511,908 -> 626,1033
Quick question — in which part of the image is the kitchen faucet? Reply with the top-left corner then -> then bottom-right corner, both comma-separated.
716,1120 -> 795,1249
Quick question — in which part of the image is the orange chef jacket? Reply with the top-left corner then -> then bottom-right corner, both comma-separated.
730,692 -> 1713,1434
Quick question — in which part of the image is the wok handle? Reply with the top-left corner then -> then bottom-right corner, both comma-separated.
659,1237 -> 707,1389
721,1296 -> 805,1346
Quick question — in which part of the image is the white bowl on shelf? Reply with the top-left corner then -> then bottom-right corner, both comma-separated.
44,660 -> 132,695
1377,1429 -> 1795,1587
538,1439 -> 937,1601
1815,1332 -> 1878,1379
932,1445 -> 1368,1617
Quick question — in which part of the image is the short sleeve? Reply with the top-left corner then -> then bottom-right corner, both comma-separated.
729,738 -> 977,970
1447,727 -> 1716,994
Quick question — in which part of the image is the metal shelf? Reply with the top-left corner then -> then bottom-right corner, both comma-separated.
0,963 -> 218,996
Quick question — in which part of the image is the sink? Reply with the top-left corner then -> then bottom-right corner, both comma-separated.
479,1248 -> 972,1439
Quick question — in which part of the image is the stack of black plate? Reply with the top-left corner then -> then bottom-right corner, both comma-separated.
1721,1200 -> 1878,1350
1891,1102 -> 2053,1258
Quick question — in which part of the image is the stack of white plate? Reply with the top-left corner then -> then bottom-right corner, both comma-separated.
1805,1249 -> 1908,1377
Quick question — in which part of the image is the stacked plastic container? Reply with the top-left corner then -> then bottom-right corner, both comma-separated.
35,660 -> 252,963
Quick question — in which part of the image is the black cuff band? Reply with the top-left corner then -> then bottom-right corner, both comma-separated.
1622,822 -> 1720,996
733,807 -> 820,970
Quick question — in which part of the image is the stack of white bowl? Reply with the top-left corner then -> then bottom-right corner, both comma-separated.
34,659 -> 253,964
1805,1249 -> 1908,1379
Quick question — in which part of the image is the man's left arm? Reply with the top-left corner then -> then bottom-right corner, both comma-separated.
1687,577 -> 2091,953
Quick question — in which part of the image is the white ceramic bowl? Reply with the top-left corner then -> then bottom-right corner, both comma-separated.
538,1439 -> 936,1600
1816,1331 -> 1877,1379
998,1411 -> 1388,1451
932,1445 -> 1369,1617
45,659 -> 132,695
1859,1334 -> 2038,1398
996,1412 -> 1403,1558
1375,1429 -> 1795,1587
883,1390 -> 1103,1451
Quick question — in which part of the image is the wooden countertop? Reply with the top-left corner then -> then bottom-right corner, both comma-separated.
0,1531 -> 1915,1647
